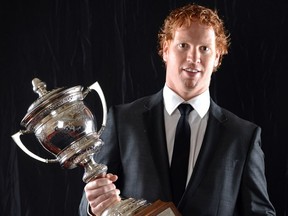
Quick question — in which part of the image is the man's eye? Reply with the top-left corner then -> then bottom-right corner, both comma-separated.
201,46 -> 210,52
178,43 -> 188,48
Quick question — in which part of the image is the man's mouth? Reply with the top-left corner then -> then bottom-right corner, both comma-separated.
183,68 -> 199,73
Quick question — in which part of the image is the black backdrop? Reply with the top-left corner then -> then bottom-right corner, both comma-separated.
1,0 -> 287,215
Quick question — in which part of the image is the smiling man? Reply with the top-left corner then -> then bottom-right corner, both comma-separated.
79,3 -> 276,216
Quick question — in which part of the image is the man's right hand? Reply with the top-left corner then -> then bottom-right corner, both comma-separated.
84,173 -> 121,216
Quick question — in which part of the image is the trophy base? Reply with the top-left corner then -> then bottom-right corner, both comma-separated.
101,199 -> 181,216
134,200 -> 181,216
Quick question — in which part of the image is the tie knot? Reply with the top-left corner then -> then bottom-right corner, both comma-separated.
178,103 -> 193,116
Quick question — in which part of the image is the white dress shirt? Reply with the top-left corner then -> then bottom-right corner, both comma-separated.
163,84 -> 210,186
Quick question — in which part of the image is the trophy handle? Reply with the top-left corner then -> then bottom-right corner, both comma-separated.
85,81 -> 107,136
11,130 -> 58,163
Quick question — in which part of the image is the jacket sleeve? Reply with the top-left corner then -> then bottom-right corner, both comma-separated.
240,127 -> 276,215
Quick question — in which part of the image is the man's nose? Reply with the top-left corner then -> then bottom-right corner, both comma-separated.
187,49 -> 200,63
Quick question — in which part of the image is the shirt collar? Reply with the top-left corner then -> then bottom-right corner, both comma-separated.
163,84 -> 210,118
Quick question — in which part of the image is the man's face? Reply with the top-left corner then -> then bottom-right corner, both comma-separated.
163,21 -> 220,100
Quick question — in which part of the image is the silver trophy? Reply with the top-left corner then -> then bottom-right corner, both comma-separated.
11,78 -> 180,216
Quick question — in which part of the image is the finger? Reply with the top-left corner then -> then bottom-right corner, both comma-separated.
106,173 -> 118,182
90,189 -> 121,215
85,177 -> 113,190
85,181 -> 119,202
90,188 -> 121,208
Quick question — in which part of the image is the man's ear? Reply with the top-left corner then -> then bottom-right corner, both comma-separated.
213,52 -> 221,72
162,41 -> 169,62
215,51 -> 220,66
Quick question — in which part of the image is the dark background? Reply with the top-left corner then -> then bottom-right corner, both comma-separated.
1,0 -> 287,215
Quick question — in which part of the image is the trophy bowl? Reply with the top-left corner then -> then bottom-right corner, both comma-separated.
11,78 -> 108,183
12,78 -> 181,216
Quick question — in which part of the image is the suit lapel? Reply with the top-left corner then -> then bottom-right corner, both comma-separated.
142,90 -> 173,199
181,100 -> 228,203
140,94 -> 228,203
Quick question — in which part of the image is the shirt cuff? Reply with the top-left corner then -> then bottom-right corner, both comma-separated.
87,204 -> 94,216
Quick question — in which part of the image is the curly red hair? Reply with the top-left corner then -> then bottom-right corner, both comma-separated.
158,4 -> 230,69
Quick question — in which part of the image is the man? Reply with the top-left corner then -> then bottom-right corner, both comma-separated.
79,3 -> 276,215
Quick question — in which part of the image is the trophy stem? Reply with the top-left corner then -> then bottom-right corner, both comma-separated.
81,155 -> 108,183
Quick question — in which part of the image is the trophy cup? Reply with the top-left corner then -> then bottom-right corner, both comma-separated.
11,78 -> 181,216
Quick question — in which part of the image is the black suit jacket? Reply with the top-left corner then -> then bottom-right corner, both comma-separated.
79,90 -> 276,216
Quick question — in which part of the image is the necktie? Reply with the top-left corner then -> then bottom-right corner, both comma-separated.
170,103 -> 193,205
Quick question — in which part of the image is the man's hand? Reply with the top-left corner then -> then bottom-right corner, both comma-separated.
85,173 -> 121,216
